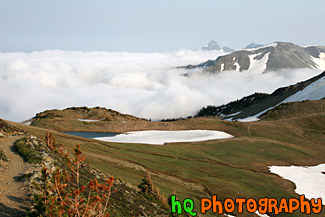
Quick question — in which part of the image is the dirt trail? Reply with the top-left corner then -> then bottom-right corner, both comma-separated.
0,136 -> 33,217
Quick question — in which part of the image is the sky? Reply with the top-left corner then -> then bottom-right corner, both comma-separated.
0,0 -> 324,122
1,0 -> 325,52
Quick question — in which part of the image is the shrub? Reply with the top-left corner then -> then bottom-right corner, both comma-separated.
0,151 -> 9,162
32,132 -> 114,217
14,137 -> 42,164
138,171 -> 169,209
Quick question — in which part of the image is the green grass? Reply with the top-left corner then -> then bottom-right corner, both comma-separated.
0,151 -> 9,162
13,137 -> 42,164
8,110 -> 325,217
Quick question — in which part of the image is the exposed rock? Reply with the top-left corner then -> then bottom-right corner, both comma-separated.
202,40 -> 221,51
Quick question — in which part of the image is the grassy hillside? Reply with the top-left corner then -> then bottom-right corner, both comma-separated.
260,99 -> 325,120
29,106 -> 219,133
29,106 -> 149,132
6,102 -> 325,217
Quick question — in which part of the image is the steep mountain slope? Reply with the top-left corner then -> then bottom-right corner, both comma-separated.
197,93 -> 269,117
186,42 -> 325,72
197,71 -> 325,121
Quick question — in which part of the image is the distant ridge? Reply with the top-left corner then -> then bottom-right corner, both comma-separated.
185,42 -> 325,73
202,40 -> 235,52
245,43 -> 264,49
197,71 -> 325,121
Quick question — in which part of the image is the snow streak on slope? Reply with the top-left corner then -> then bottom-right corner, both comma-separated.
311,53 -> 325,70
232,73 -> 325,122
269,164 -> 325,205
282,76 -> 325,103
78,119 -> 100,122
243,43 -> 277,51
248,52 -> 270,73
220,63 -> 225,72
234,61 -> 241,71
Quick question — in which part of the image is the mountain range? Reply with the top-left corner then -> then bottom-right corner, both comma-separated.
187,42 -> 325,73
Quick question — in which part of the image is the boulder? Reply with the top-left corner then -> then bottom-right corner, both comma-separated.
0,132 -> 4,138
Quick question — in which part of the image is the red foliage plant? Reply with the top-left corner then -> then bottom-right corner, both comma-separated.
35,132 -> 114,217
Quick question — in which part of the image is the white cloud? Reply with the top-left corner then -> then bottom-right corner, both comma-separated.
0,50 -> 322,122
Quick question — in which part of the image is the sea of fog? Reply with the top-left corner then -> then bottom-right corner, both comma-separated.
0,49 -> 322,121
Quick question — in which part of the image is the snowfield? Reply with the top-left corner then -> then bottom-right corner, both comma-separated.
248,52 -> 270,73
243,43 -> 277,51
233,73 -> 324,122
220,63 -> 225,72
311,52 -> 325,70
234,61 -> 241,71
235,106 -> 276,122
269,164 -> 325,205
236,116 -> 260,122
94,130 -> 233,145
282,76 -> 325,103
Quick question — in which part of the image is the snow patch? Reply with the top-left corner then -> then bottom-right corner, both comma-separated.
23,120 -> 32,125
78,119 -> 100,122
269,164 -> 325,205
220,63 -> 225,72
232,73 -> 324,123
236,106 -> 276,122
226,111 -> 241,117
234,62 -> 241,71
94,130 -> 233,145
282,76 -> 325,103
236,116 -> 260,122
248,52 -> 270,73
243,43 -> 277,51
311,52 -> 325,70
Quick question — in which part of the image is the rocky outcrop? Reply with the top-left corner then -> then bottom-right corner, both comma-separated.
0,119 -> 24,136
